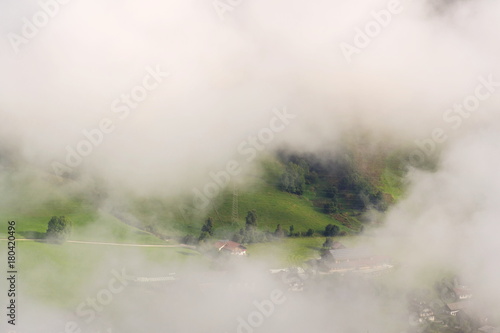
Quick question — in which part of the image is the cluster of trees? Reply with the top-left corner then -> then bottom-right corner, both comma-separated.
278,153 -> 387,214
182,210 -> 344,246
197,211 -> 318,245
279,162 -> 307,195
322,184 -> 339,214
232,215 -> 332,242
324,223 -> 340,237
321,223 -> 343,249
407,283 -> 481,333
183,211 -> 264,245
338,170 -> 384,210
45,216 -> 72,243
273,224 -> 314,238
278,156 -> 320,195
232,210 -> 269,244
181,218 -> 215,245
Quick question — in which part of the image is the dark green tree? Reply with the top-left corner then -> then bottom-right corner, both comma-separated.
323,237 -> 334,248
323,200 -> 339,214
305,171 -> 318,185
338,170 -> 360,191
201,217 -> 214,236
351,193 -> 367,210
324,224 -> 340,237
46,216 -> 72,243
240,211 -> 259,243
231,232 -> 244,243
245,210 -> 257,229
182,234 -> 197,245
274,224 -> 285,238
306,228 -> 314,237
243,227 -> 258,243
198,231 -> 209,242
198,217 -> 214,243
289,225 -> 294,237
325,185 -> 338,199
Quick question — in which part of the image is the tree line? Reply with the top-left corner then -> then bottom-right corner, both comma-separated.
183,211 -> 344,245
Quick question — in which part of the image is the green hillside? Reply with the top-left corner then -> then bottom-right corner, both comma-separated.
0,146 -> 407,246
201,151 -> 405,236
0,201 -> 167,245
0,147 -> 407,310
0,239 -> 204,308
206,179 -> 352,235
123,149 -> 407,242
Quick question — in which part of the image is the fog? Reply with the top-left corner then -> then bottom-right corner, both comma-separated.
1,0 -> 498,194
1,0 -> 500,332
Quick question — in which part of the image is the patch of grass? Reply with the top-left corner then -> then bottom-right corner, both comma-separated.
245,237 -> 324,267
243,235 -> 374,267
209,182 -> 351,234
0,211 -> 167,245
379,168 -> 404,201
1,239 -> 208,309
378,153 -> 407,202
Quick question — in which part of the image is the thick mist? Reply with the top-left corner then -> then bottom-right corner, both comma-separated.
1,0 -> 500,332
0,0 -> 498,194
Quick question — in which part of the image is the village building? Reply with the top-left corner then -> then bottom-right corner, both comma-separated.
330,241 -> 346,249
269,267 -> 308,292
322,247 -> 392,272
453,286 -> 473,300
419,308 -> 435,322
445,301 -> 471,316
479,326 -> 500,333
408,298 -> 436,324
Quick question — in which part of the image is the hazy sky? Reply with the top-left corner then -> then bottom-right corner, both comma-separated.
1,0 -> 498,194
1,0 -> 500,332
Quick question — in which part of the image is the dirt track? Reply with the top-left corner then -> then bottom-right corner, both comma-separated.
0,238 -> 195,249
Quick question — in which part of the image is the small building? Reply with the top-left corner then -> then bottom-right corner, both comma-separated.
446,301 -> 471,316
323,248 -> 392,272
453,287 -> 472,300
269,267 -> 308,291
479,326 -> 500,333
408,299 -> 436,324
214,240 -> 247,255
330,241 -> 346,250
419,308 -> 435,322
